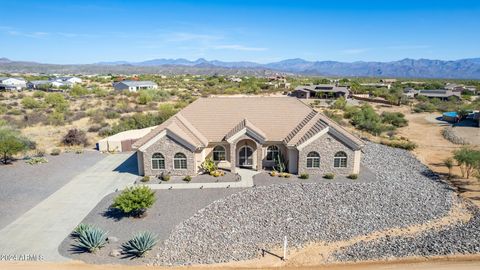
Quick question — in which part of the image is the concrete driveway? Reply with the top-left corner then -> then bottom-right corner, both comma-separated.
0,153 -> 138,262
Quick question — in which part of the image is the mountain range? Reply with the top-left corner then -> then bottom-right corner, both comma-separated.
1,57 -> 480,79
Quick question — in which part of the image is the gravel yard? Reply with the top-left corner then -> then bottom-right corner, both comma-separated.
151,143 -> 460,266
332,203 -> 480,262
58,188 -> 243,265
0,151 -> 105,229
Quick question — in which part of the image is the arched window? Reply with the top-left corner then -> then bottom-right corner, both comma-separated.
174,153 -> 187,169
306,152 -> 320,168
266,145 -> 279,161
334,151 -> 347,168
212,145 -> 226,161
151,153 -> 165,170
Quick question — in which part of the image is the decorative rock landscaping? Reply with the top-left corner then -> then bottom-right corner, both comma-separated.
151,143 -> 467,266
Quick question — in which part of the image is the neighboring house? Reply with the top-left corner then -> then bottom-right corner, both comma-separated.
50,81 -> 73,88
402,87 -> 417,98
360,82 -> 392,89
113,80 -> 159,92
417,90 -> 461,100
293,84 -> 350,99
51,76 -> 83,84
0,77 -> 27,90
133,97 -> 364,177
27,80 -> 52,89
445,83 -> 477,95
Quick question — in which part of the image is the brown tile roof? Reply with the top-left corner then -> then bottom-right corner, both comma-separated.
133,97 -> 364,150
224,118 -> 267,141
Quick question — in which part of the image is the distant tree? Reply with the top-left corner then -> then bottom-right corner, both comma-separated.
0,126 -> 34,164
453,147 -> 480,178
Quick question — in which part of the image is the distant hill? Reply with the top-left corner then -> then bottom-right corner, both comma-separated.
2,57 -> 480,79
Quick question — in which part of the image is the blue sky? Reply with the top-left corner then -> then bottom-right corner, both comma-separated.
0,0 -> 479,64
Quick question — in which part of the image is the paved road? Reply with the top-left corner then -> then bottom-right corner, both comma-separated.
146,168 -> 258,189
0,153 -> 138,262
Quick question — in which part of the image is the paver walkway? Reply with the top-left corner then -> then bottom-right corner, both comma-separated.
0,153 -> 138,262
146,168 -> 258,189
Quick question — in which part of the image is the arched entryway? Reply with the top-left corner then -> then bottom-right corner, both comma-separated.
238,145 -> 254,168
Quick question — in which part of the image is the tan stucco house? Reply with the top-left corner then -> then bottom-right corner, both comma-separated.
133,97 -> 364,177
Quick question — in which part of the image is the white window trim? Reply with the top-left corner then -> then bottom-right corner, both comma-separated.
173,153 -> 188,170
334,152 -> 348,168
151,153 -> 165,170
266,145 -> 279,161
212,145 -> 226,161
306,152 -> 320,168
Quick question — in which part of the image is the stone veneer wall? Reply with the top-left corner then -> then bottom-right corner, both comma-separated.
298,132 -> 356,176
142,135 -> 196,177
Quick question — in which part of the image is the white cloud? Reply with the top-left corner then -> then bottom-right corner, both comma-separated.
213,44 -> 267,51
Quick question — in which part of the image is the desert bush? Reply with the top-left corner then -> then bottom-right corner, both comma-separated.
105,110 -> 120,119
323,173 -> 335,179
62,129 -> 88,146
349,104 -> 391,135
47,111 -> 65,126
87,123 -> 105,133
348,173 -> 358,179
453,147 -> 480,178
137,91 -> 154,105
210,170 -> 225,177
50,148 -> 61,155
112,186 -> 156,217
70,85 -> 89,97
330,96 -> 347,110
21,96 -> 44,109
269,171 -> 277,177
75,225 -> 108,253
381,112 -> 408,127
0,126 -> 35,164
45,93 -> 69,112
299,173 -> 309,179
122,231 -> 158,257
24,112 -> 48,126
141,176 -> 150,182
380,139 -> 417,150
183,175 -> 192,182
201,158 -> 217,173
26,157 -> 48,165
32,91 -> 45,98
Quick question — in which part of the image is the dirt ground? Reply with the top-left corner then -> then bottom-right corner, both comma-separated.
2,257 -> 480,270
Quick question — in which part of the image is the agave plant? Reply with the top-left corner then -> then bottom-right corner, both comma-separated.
122,231 -> 158,257
72,223 -> 93,237
76,225 -> 108,253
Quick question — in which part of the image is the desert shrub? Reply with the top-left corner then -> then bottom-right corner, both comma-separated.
201,158 -> 217,173
34,149 -> 45,157
122,231 -> 158,257
323,110 -> 344,124
330,96 -> 347,110
21,96 -> 43,109
453,147 -> 480,178
26,157 -> 48,165
380,139 -> 417,150
323,173 -> 335,179
137,90 -> 154,105
98,125 -> 112,136
87,123 -> 104,133
24,111 -> 48,126
7,109 -> 22,115
47,111 -> 65,126
62,129 -> 88,146
381,112 -> 408,127
0,104 -> 6,114
70,85 -> 89,97
210,170 -> 225,177
75,225 -> 108,253
0,126 -> 35,164
183,175 -> 192,182
413,102 -> 436,113
92,87 -> 108,97
269,171 -> 277,177
299,173 -> 309,179
105,111 -> 177,136
348,173 -> 358,179
45,93 -> 69,112
141,176 -> 150,182
349,104 -> 391,135
32,91 -> 45,98
105,110 -> 120,119
112,186 -> 156,217
50,148 -> 61,155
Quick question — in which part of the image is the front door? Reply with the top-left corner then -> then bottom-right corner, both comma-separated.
238,146 -> 253,167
